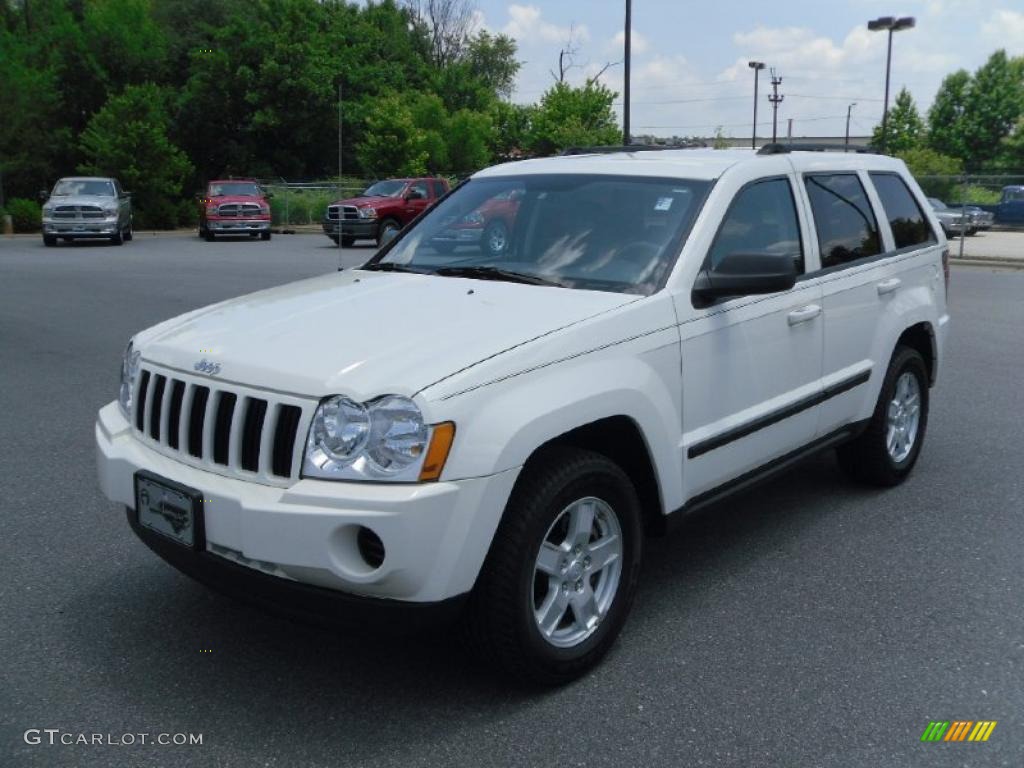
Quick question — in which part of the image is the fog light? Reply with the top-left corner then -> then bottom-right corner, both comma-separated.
356,526 -> 385,569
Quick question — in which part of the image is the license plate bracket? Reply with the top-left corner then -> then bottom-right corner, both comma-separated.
134,471 -> 205,550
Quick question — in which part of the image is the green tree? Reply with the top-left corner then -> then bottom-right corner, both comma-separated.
960,51 -> 1024,169
897,147 -> 963,200
927,70 -> 971,160
527,81 -> 620,156
998,117 -> 1024,169
873,87 -> 924,154
447,109 -> 493,174
78,84 -> 193,227
356,94 -> 430,177
489,100 -> 534,160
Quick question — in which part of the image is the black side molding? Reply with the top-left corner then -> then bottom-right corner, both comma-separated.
688,370 -> 871,459
670,420 -> 870,528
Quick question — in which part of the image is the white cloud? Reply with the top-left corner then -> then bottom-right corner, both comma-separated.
502,4 -> 588,46
608,29 -> 649,55
982,9 -> 1024,51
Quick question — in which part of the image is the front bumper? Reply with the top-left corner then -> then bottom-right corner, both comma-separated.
43,217 -> 119,237
322,219 -> 377,239
208,218 -> 270,233
95,402 -> 518,608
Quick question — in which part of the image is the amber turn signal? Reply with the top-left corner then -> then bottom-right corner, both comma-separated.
418,422 -> 455,482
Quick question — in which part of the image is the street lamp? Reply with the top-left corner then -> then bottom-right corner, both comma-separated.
623,0 -> 632,146
845,102 -> 857,151
748,61 -> 765,149
867,15 -> 915,154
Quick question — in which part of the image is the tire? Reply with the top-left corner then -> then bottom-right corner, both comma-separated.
463,446 -> 644,685
204,228 -> 215,242
43,234 -> 57,247
341,236 -> 355,248
110,229 -> 123,246
376,218 -> 401,247
483,220 -> 509,256
123,217 -> 133,242
836,345 -> 929,487
260,231 -> 271,241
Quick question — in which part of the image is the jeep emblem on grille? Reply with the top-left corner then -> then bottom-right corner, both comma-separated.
193,359 -> 222,376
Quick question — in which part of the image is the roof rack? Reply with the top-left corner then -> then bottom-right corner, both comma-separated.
560,142 -> 707,156
757,142 -> 875,155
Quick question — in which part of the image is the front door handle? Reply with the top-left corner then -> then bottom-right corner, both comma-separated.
787,304 -> 821,326
877,277 -> 902,295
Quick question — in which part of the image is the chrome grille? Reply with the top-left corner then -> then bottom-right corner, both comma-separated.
53,204 -> 105,220
131,365 -> 312,485
327,205 -> 359,221
217,203 -> 262,217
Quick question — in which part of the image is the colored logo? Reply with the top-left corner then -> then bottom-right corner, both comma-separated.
921,721 -> 997,742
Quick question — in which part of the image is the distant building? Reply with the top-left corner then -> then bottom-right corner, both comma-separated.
711,135 -> 873,149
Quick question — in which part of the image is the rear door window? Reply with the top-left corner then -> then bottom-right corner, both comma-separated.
804,174 -> 882,269
869,173 -> 935,249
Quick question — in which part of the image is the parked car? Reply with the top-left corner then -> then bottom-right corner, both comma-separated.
995,185 -> 1024,225
927,198 -> 975,236
40,177 -> 132,246
198,179 -> 272,241
97,147 -> 948,684
964,205 -> 994,231
322,177 -> 449,247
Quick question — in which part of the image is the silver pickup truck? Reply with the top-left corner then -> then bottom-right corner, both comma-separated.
41,177 -> 133,246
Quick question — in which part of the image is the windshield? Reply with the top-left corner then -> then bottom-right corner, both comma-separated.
361,180 -> 407,197
208,182 -> 261,197
1004,188 -> 1024,202
52,179 -> 115,197
367,175 -> 711,295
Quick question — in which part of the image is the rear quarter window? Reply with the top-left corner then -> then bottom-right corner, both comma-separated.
869,173 -> 936,249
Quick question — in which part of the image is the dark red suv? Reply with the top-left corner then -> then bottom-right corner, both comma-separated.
322,177 -> 449,247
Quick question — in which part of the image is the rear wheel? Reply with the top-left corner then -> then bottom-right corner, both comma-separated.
837,345 -> 929,486
463,447 -> 643,685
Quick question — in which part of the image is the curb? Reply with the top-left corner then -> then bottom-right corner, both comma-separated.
950,258 -> 1024,269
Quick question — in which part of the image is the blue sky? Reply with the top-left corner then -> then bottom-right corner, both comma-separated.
470,0 -> 1024,138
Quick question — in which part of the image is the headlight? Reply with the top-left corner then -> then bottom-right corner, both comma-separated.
118,339 -> 141,419
358,207 -> 378,219
103,205 -> 118,216
303,395 -> 453,482
463,211 -> 484,225
206,205 -> 218,215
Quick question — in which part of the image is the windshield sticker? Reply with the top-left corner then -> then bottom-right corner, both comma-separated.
654,197 -> 674,211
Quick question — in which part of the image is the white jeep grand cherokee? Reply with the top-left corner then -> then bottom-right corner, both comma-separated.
96,145 -> 949,683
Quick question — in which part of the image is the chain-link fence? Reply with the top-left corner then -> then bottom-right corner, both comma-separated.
913,173 -> 1024,230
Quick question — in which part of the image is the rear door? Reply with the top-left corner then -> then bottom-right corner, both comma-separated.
804,171 -> 940,436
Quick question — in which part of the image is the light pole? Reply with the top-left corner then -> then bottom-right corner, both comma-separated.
867,16 -> 915,154
748,61 -> 765,149
845,102 -> 856,151
623,0 -> 632,146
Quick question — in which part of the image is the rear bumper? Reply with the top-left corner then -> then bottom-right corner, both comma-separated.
127,507 -> 468,631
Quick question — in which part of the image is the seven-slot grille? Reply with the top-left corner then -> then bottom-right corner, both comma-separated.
132,367 -> 309,483
326,205 -> 359,221
217,202 -> 263,217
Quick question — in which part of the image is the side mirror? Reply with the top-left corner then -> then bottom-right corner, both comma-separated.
692,252 -> 798,306
38,189 -> 49,202
264,191 -> 274,199
405,190 -> 425,201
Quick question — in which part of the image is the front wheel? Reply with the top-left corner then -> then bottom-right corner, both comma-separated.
110,229 -> 123,246
260,230 -> 271,241
463,447 -> 643,685
123,217 -> 133,242
376,219 -> 401,247
341,236 -> 355,248
43,234 -> 57,247
837,345 -> 929,486
483,220 -> 509,256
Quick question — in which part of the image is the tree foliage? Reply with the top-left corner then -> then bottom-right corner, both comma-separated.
527,81 -> 620,156
873,88 -> 924,155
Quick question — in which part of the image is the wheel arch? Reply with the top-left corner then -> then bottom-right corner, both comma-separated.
896,321 -> 936,386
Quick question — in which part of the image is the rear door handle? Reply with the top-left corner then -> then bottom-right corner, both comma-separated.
787,304 -> 821,325
877,277 -> 902,295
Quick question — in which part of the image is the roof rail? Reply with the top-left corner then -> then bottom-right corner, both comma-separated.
757,142 -> 875,155
560,142 -> 707,156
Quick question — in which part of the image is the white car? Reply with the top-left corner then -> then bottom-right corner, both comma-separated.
96,145 -> 949,683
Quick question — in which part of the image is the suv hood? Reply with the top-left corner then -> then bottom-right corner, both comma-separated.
332,196 -> 397,208
139,270 -> 636,400
207,194 -> 266,204
46,195 -> 117,207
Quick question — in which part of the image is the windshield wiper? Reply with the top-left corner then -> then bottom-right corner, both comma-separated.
360,262 -> 427,274
433,266 -> 563,287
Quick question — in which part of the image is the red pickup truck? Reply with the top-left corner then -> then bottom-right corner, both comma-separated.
199,179 -> 272,241
322,177 -> 449,247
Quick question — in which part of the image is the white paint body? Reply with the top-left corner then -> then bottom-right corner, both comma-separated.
95,149 -> 949,603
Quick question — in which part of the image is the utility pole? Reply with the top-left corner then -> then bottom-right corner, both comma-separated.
845,103 -> 857,151
768,68 -> 784,144
748,61 -> 765,149
622,0 -> 632,145
787,118 -> 793,143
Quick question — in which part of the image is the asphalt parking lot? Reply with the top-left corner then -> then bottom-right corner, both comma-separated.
1,232 -> 1022,767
